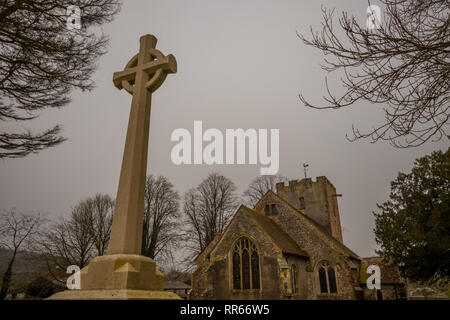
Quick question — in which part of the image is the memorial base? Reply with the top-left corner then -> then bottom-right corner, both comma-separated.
47,254 -> 181,300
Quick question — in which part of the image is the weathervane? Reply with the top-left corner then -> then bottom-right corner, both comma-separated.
303,163 -> 309,178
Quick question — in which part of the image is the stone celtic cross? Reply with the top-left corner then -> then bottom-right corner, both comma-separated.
47,35 -> 180,299
108,34 -> 177,255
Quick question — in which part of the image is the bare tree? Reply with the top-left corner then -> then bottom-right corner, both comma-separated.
0,0 -> 121,158
183,173 -> 239,267
298,0 -> 449,148
39,194 -> 113,282
0,209 -> 45,300
87,194 -> 114,256
41,204 -> 95,277
141,175 -> 181,264
243,174 -> 287,207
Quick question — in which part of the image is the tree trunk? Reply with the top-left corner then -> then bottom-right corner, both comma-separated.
147,230 -> 158,259
0,251 -> 17,300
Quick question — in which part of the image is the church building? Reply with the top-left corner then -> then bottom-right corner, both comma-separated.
189,176 -> 403,300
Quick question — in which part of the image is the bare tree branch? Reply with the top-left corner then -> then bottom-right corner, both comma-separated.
141,175 -> 181,265
298,0 -> 449,148
243,174 -> 287,207
0,0 -> 121,158
38,194 -> 113,283
182,173 -> 239,269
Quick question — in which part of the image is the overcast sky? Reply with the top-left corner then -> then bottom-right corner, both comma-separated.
0,0 -> 447,259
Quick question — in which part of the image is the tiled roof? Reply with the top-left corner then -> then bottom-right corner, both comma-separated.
245,207 -> 309,258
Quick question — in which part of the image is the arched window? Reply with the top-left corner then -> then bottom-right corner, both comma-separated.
317,261 -> 338,294
291,264 -> 298,294
299,197 -> 306,210
232,238 -> 260,290
328,268 -> 337,293
318,267 -> 328,293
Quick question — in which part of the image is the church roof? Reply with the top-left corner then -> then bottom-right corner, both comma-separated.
259,190 -> 360,260
244,206 -> 309,258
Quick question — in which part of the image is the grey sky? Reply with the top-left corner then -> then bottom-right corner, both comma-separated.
0,0 -> 447,259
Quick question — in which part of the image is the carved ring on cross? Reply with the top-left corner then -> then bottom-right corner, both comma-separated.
113,48 -> 177,95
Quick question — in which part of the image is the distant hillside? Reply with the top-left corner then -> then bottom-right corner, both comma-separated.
0,248 -> 51,288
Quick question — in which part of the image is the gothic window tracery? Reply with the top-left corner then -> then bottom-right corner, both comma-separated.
232,238 -> 260,290
317,261 -> 338,294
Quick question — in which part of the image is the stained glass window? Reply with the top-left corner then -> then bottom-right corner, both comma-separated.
242,249 -> 250,289
232,238 -> 260,290
232,250 -> 241,289
251,248 -> 260,289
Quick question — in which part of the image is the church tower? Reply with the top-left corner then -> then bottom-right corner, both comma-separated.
275,176 -> 344,243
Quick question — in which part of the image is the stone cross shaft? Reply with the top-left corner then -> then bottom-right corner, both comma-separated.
108,34 -> 177,255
